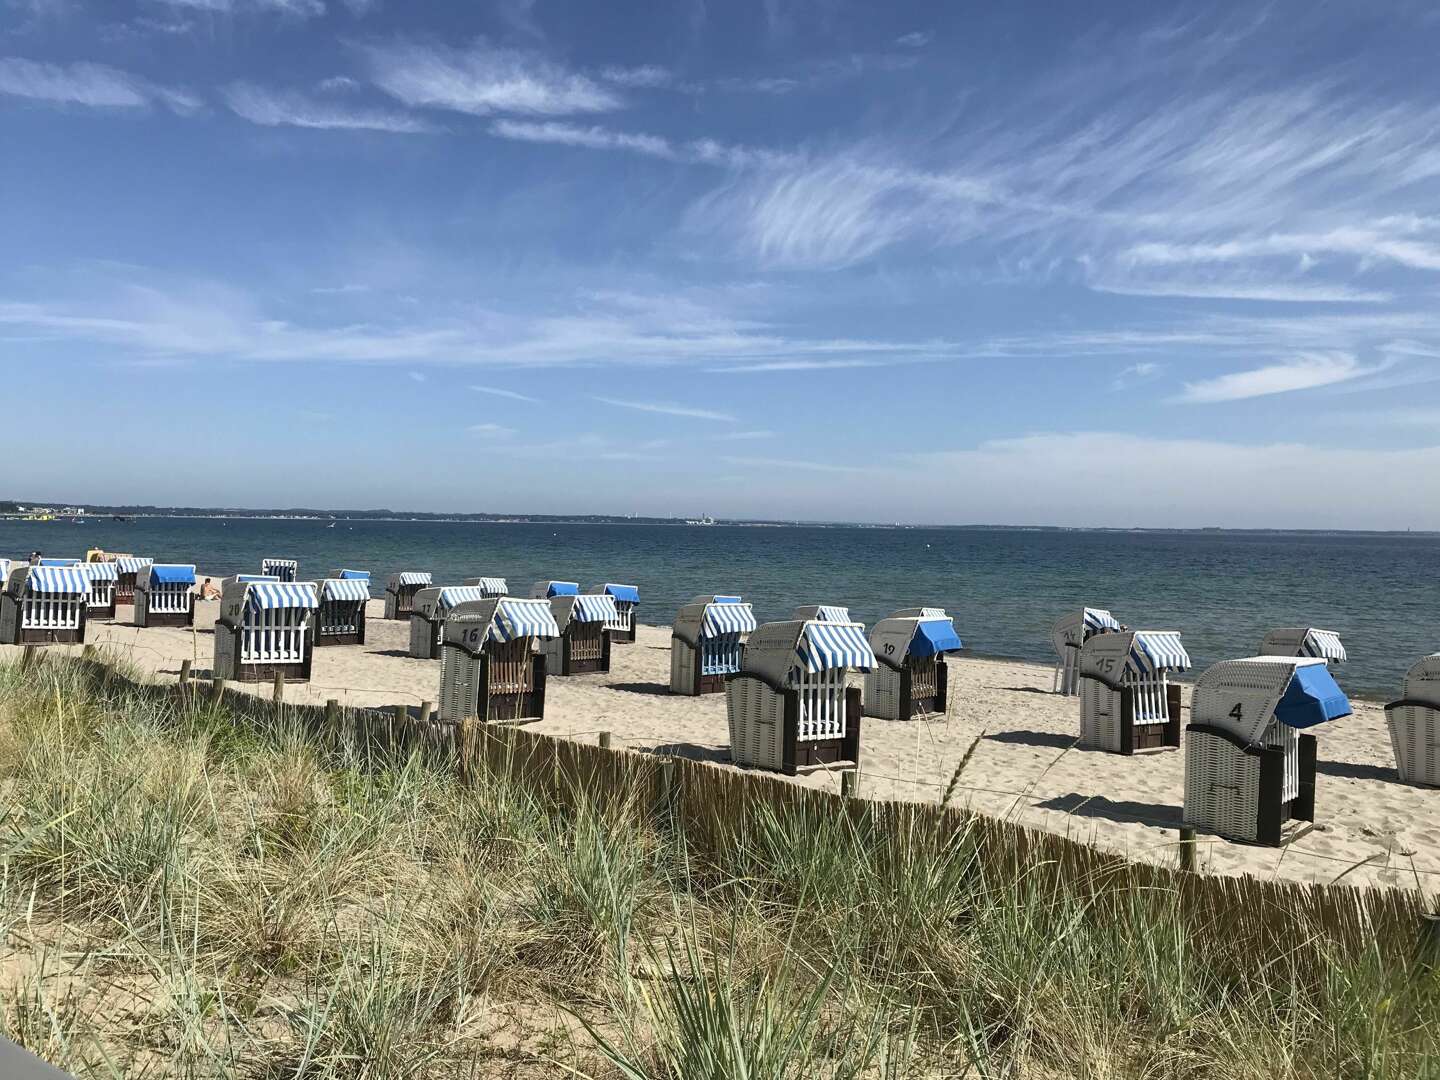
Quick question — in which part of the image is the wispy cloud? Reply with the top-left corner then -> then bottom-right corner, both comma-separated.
361,39 -> 621,117
894,30 -> 933,47
467,421 -> 514,437
707,358 -> 887,373
598,64 -> 672,88
407,370 -> 426,382
1111,361 -> 1161,390
0,57 -> 199,113
470,384 -> 539,403
1176,354 -> 1385,404
145,0 -> 325,14
720,454 -> 876,474
224,82 -> 436,133
488,118 -> 788,168
593,396 -> 736,422
1090,278 -> 1392,304
711,429 -> 774,440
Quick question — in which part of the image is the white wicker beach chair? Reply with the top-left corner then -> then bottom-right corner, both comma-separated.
409,585 -> 500,660
384,571 -> 431,620
438,598 -> 559,724
213,580 -> 319,683
0,565 -> 89,645
726,619 -> 875,774
670,595 -> 756,695
1184,656 -> 1351,846
1078,629 -> 1187,753
1385,654 -> 1440,787
463,577 -> 509,597
1052,608 -> 1122,695
792,604 -> 854,624
1259,627 -> 1347,664
864,608 -> 962,720
540,593 -> 618,675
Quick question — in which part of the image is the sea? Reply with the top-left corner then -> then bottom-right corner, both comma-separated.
2,517 -> 1434,697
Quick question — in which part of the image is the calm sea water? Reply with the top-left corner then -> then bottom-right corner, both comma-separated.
2,518 -> 1433,696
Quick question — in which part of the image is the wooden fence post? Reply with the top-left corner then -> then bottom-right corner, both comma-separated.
325,698 -> 340,749
272,670 -> 285,704
1178,826 -> 1197,872
599,731 -> 612,750
419,700 -> 434,725
21,644 -> 38,672
82,644 -> 95,661
178,659 -> 192,686
841,768 -> 858,799
210,677 -> 227,706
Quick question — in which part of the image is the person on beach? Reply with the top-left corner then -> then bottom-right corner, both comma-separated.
199,577 -> 222,600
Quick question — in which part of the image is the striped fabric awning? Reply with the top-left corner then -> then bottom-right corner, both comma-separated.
263,558 -> 298,570
919,606 -> 946,618
320,578 -> 372,602
437,586 -> 495,612
393,572 -> 431,587
572,594 -> 619,624
701,601 -> 757,637
1302,629 -> 1347,662
1131,631 -> 1190,673
811,605 -> 851,623
83,562 -> 119,581
26,566 -> 90,595
468,577 -> 508,594
246,582 -> 319,611
602,583 -> 640,603
1084,608 -> 1121,631
337,569 -> 370,580
116,557 -> 153,573
491,598 -> 561,642
796,621 -> 876,674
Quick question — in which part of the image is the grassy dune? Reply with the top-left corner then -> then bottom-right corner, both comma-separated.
0,654 -> 1435,1078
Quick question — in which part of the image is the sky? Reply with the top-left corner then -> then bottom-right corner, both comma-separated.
3,0 -> 1440,527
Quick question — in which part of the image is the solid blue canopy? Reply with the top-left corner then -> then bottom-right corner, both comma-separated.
39,557 -> 81,567
546,581 -> 580,597
910,618 -> 963,657
338,569 -> 370,580
603,583 -> 640,603
1274,663 -> 1352,729
150,564 -> 196,586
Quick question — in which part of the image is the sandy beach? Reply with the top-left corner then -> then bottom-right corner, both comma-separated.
17,598 -> 1438,894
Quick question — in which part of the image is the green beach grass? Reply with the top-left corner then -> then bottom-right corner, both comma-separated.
0,653 -> 1436,1078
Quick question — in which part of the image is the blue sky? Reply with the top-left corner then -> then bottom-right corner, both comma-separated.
3,0 -> 1440,527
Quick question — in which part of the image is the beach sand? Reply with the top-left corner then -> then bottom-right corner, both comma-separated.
19,599 -> 1439,894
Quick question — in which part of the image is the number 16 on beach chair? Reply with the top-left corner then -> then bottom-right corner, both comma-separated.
1184,656 -> 1351,846
670,595 -> 757,695
1052,608 -> 1123,695
1078,630 -> 1188,754
1385,654 -> 1440,787
438,598 -> 559,725
1,564 -> 89,645
726,619 -> 875,775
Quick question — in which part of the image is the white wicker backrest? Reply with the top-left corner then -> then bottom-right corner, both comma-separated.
1052,611 -> 1084,659
1402,654 -> 1440,708
1078,630 -> 1136,681
411,587 -> 447,621
1192,657 -> 1306,745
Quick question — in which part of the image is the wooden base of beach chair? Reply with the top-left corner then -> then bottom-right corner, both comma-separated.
137,610 -> 195,629
87,602 -> 117,621
314,632 -> 363,647
13,627 -> 85,645
555,627 -> 612,676
1081,677 -> 1182,755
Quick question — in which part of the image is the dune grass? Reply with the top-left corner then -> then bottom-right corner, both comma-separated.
0,653 -> 1435,1078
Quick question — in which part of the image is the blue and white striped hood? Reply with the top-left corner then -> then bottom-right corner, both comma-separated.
437,585 -> 497,612
116,556 -> 153,574
701,600 -> 757,637
490,598 -> 561,642
796,620 -> 876,674
1301,629 -> 1346,662
82,562 -> 119,581
569,593 -> 620,624
391,571 -> 431,588
1130,631 -> 1190,674
1084,608 -> 1121,632
22,566 -> 90,595
320,578 -> 372,602
246,581 -> 319,611
465,577 -> 508,595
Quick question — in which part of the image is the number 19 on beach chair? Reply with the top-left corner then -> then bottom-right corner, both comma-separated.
864,608 -> 962,720
1184,656 -> 1351,846
670,595 -> 756,695
726,619 -> 875,775
1386,654 -> 1440,787
1078,629 -> 1188,754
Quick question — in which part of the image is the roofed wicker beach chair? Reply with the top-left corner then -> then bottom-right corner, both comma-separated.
864,607 -> 963,720
261,558 -> 298,583
463,576 -> 509,597
314,576 -> 372,647
1184,656 -> 1351,846
213,579 -> 320,683
541,593 -> 619,675
1259,627 -> 1347,664
1078,629 -> 1189,754
1385,654 -> 1440,787
438,597 -> 560,725
114,555 -> 153,605
592,583 -> 640,643
134,564 -> 197,628
670,594 -> 757,696
1052,607 -> 1123,695
530,580 -> 580,599
409,585 -> 501,659
726,618 -> 875,775
330,568 -> 371,581
384,571 -> 431,619
1,564 -> 89,645
81,560 -> 118,620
